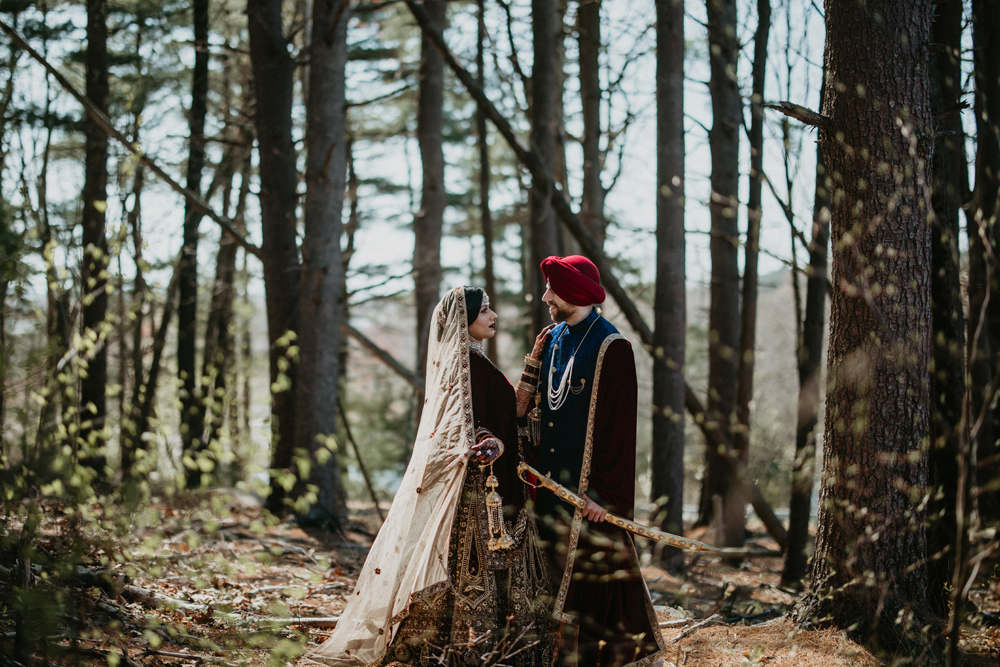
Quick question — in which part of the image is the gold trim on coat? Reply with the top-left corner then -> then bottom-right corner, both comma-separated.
552,333 -> 623,620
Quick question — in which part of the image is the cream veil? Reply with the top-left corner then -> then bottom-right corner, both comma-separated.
303,287 -> 476,667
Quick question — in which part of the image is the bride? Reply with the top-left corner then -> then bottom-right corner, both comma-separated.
303,287 -> 556,667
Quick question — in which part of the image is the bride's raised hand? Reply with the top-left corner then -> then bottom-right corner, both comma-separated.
529,324 -> 556,360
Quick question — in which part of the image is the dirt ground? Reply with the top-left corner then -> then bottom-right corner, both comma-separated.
5,494 -> 1000,667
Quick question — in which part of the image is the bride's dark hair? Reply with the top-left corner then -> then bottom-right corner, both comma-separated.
464,286 -> 485,326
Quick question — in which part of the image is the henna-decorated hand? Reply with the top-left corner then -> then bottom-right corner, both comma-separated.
529,324 -> 556,361
471,437 -> 502,464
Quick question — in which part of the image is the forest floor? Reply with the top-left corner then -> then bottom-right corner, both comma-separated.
4,490 -> 1000,667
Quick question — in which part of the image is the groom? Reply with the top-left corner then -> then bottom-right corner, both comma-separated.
516,256 -> 664,667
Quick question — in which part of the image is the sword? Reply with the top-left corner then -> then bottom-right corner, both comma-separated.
517,462 -> 719,553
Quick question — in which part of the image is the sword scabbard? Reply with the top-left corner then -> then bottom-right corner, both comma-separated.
516,461 -> 718,553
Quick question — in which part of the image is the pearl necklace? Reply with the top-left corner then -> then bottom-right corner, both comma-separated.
469,339 -> 485,356
547,316 -> 600,411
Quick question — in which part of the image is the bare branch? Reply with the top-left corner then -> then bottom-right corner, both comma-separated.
0,18 -> 262,258
764,100 -> 832,129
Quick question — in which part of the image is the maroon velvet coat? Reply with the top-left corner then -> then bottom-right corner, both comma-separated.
532,315 -> 664,667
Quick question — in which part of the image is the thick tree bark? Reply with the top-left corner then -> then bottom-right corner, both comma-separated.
179,0 -> 210,487
530,0 -> 561,331
248,0 -> 302,513
700,0 -> 743,549
651,0 -> 686,573
78,0 -> 110,480
781,90 -> 829,589
578,0 -> 604,248
801,0 -> 935,649
414,0 -> 445,380
972,0 -> 1000,522
477,0 -> 497,361
926,0 -> 970,614
294,0 -> 350,527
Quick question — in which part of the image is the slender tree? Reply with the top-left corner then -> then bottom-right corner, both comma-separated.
800,0 -> 935,649
120,103 -> 147,482
0,19 -> 22,457
781,82 -> 830,588
248,0 -> 301,513
734,0 -> 770,499
926,0 -> 970,613
78,0 -> 110,482
477,0 -> 497,360
530,0 -> 561,331
651,0 -> 686,573
191,55 -> 253,466
972,0 -> 1000,522
294,0 -> 350,526
179,0 -> 210,488
414,0 -> 445,380
578,0 -> 604,248
700,0 -> 743,549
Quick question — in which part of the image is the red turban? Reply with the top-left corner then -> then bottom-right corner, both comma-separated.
540,255 -> 606,306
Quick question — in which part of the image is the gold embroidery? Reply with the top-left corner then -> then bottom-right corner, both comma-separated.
378,469 -> 556,667
552,333 -> 623,619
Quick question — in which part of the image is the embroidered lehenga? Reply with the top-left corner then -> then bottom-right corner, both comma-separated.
303,288 -> 555,667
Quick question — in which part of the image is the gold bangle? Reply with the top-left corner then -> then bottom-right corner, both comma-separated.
517,380 -> 537,393
524,355 -> 542,369
522,368 -> 540,379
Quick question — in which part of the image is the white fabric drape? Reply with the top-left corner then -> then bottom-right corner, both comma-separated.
302,287 -> 475,667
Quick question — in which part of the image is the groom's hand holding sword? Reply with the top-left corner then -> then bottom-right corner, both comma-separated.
517,461 -> 719,553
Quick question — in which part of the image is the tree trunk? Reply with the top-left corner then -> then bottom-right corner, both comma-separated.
294,0 -> 350,527
35,79 -> 71,471
248,0 -> 302,514
197,139 -> 248,459
121,149 -> 146,481
0,274 -> 7,452
179,0 -> 210,486
781,87 -> 829,589
801,0 -> 935,649
78,0 -> 110,482
133,263 -> 181,455
530,0 -> 561,331
700,0 -> 742,549
578,0 -> 604,248
925,0 -> 970,614
731,0 -> 770,556
341,135 -> 358,385
972,0 -> 1000,522
477,0 -> 497,361
651,0 -> 686,573
414,0 -> 445,381
553,0 -> 572,256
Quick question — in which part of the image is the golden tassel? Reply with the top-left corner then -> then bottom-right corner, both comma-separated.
485,463 -> 514,551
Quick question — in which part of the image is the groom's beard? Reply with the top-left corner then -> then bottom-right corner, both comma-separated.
548,302 -> 574,322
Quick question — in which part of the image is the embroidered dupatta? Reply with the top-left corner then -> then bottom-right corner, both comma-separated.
303,288 -> 476,667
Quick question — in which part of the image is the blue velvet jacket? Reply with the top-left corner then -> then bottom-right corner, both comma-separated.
535,309 -> 626,515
